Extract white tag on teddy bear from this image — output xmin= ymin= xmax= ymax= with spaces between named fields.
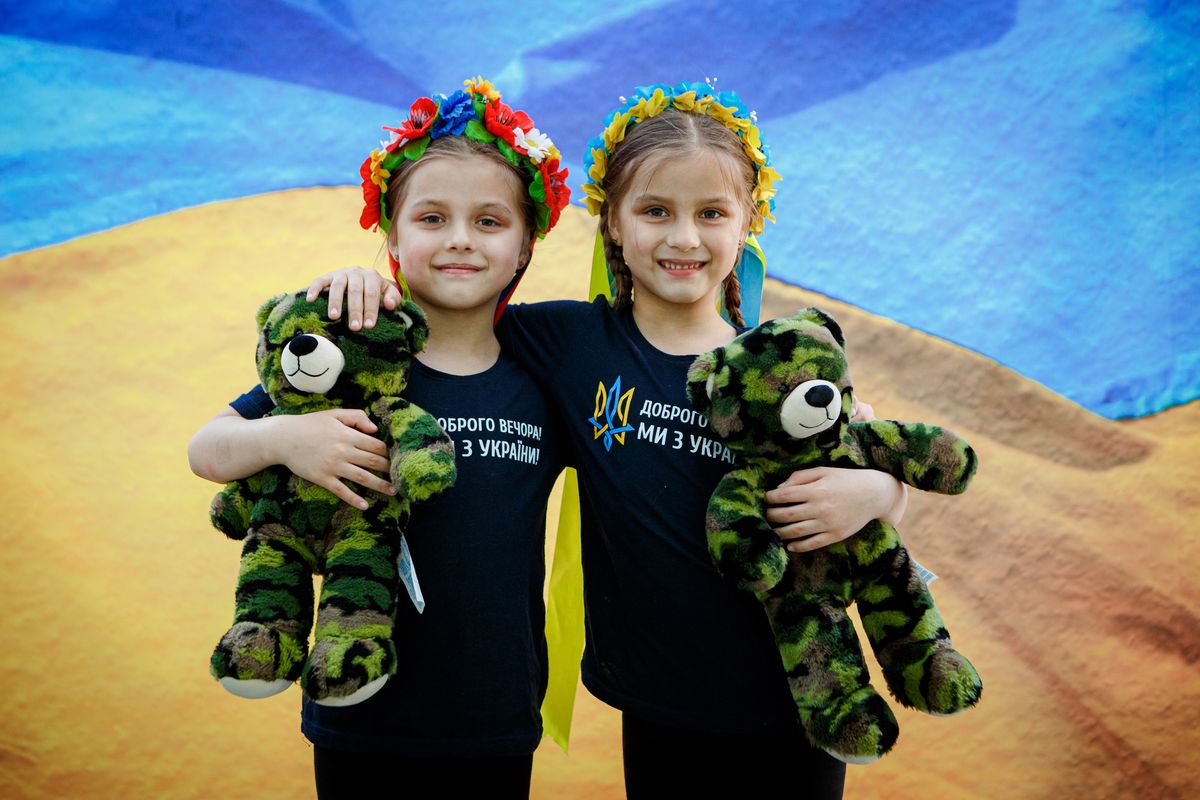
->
xmin=397 ymin=535 xmax=426 ymax=613
xmin=911 ymin=556 xmax=939 ymax=586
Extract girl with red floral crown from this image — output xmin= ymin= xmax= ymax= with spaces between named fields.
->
xmin=189 ymin=78 xmax=572 ymax=800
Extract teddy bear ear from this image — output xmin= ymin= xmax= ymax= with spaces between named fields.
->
xmin=796 ymin=307 xmax=846 ymax=348
xmin=397 ymin=299 xmax=430 ymax=353
xmin=256 ymin=292 xmax=292 ymax=331
xmin=686 ymin=350 xmax=722 ymax=412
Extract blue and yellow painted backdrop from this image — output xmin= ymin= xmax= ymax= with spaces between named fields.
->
xmin=2 ymin=3 xmax=1198 ymax=799
xmin=3 ymin=0 xmax=1196 ymax=417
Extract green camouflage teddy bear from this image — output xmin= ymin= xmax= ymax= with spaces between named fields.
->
xmin=209 ymin=291 xmax=456 ymax=706
xmin=686 ymin=308 xmax=982 ymax=763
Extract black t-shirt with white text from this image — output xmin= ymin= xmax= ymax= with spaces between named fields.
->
xmin=230 ymin=352 xmax=566 ymax=756
xmin=498 ymin=299 xmax=801 ymax=736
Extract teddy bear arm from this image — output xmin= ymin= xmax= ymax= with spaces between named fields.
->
xmin=851 ymin=420 xmax=977 ymax=495
xmin=707 ymin=469 xmax=789 ymax=597
xmin=379 ymin=399 xmax=456 ymax=503
xmin=211 ymin=480 xmax=255 ymax=540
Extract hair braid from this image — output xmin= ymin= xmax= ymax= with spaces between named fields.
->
xmin=722 ymin=269 xmax=744 ymax=327
xmin=606 ymin=236 xmax=634 ymax=309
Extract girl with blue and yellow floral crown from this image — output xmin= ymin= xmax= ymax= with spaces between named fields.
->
xmin=312 ymin=80 xmax=908 ymax=798
xmin=190 ymin=77 xmax=572 ymax=799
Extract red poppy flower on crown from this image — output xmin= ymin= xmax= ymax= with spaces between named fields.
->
xmin=358 ymin=78 xmax=569 ymax=241
xmin=382 ymin=97 xmax=439 ymax=147
xmin=539 ymin=157 xmax=570 ymax=231
xmin=483 ymin=99 xmax=533 ymax=146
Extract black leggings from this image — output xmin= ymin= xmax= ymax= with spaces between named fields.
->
xmin=313 ymin=744 xmax=533 ymax=800
xmin=622 ymin=712 xmax=847 ymax=800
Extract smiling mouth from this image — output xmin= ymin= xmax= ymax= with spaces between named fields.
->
xmin=287 ymin=365 xmax=329 ymax=378
xmin=435 ymin=263 xmax=483 ymax=273
xmin=798 ymin=408 xmax=837 ymax=429
xmin=658 ymin=260 xmax=704 ymax=272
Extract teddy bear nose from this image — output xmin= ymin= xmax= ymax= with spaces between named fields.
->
xmin=805 ymin=384 xmax=835 ymax=408
xmin=288 ymin=335 xmax=319 ymax=357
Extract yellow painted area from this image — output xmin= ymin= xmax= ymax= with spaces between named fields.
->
xmin=2 ymin=187 xmax=1197 ymax=798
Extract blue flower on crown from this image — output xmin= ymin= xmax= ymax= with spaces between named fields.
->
xmin=430 ymin=90 xmax=474 ymax=138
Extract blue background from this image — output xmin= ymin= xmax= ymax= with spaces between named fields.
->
xmin=2 ymin=0 xmax=1196 ymax=418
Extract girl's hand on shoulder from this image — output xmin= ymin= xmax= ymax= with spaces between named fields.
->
xmin=306 ymin=267 xmax=402 ymax=330
xmin=763 ymin=466 xmax=906 ymax=553
xmin=274 ymin=409 xmax=396 ymax=510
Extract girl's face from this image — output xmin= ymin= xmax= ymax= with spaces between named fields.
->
xmin=390 ymin=152 xmax=530 ymax=315
xmin=609 ymin=149 xmax=748 ymax=313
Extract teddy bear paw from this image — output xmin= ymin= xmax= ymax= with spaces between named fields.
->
xmin=903 ymin=647 xmax=983 ymax=716
xmin=210 ymin=622 xmax=306 ymax=695
xmin=313 ymin=675 xmax=389 ymax=707
xmin=803 ymin=687 xmax=899 ymax=765
xmin=217 ymin=677 xmax=294 ymax=699
xmin=302 ymin=635 xmax=396 ymax=705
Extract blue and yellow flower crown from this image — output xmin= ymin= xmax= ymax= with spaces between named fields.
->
xmin=580 ymin=80 xmax=780 ymax=235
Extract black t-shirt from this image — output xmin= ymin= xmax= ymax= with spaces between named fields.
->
xmin=498 ymin=299 xmax=801 ymax=735
xmin=230 ymin=353 xmax=566 ymax=756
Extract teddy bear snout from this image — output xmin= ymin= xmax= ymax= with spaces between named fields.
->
xmin=805 ymin=384 xmax=835 ymax=408
xmin=288 ymin=335 xmax=319 ymax=357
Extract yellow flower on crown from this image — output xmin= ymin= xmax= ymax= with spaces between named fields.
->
xmin=588 ymin=146 xmax=608 ymax=184
xmin=368 ymin=149 xmax=390 ymax=190
xmin=602 ymin=110 xmax=633 ymax=152
xmin=463 ymin=75 xmax=501 ymax=102
xmin=753 ymin=166 xmax=781 ymax=202
xmin=743 ymin=124 xmax=762 ymax=152
xmin=582 ymin=182 xmax=607 ymax=216
xmin=671 ymin=90 xmax=698 ymax=111
xmin=745 ymin=144 xmax=768 ymax=168
xmin=629 ymin=88 xmax=669 ymax=122
xmin=707 ymin=101 xmax=746 ymax=132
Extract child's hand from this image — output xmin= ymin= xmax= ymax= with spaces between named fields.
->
xmin=851 ymin=399 xmax=875 ymax=422
xmin=274 ymin=409 xmax=396 ymax=510
xmin=764 ymin=467 xmax=906 ymax=553
xmin=306 ymin=267 xmax=402 ymax=330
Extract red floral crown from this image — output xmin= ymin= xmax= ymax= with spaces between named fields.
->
xmin=359 ymin=76 xmax=570 ymax=239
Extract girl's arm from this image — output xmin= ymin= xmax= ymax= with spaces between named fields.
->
xmin=763 ymin=468 xmax=908 ymax=554
xmin=298 ymin=268 xmax=907 ymax=539
xmin=187 ymin=406 xmax=395 ymax=510
xmin=305 ymin=267 xmax=400 ymax=330
xmin=761 ymin=398 xmax=908 ymax=554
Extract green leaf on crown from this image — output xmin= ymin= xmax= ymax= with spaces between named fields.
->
xmin=495 ymin=138 xmax=520 ymax=167
xmin=465 ymin=119 xmax=496 ymax=143
xmin=382 ymin=152 xmax=405 ymax=171
xmin=403 ymin=136 xmax=430 ymax=161
xmin=529 ymin=172 xmax=547 ymax=204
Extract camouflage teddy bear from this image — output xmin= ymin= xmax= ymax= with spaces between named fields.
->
xmin=686 ymin=308 xmax=982 ymax=763
xmin=209 ymin=291 xmax=456 ymax=706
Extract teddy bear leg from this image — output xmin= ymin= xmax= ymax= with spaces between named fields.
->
xmin=851 ymin=521 xmax=983 ymax=715
xmin=765 ymin=591 xmax=899 ymax=764
xmin=211 ymin=525 xmax=314 ymax=697
xmin=301 ymin=530 xmax=400 ymax=706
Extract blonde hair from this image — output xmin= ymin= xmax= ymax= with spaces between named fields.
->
xmin=597 ymin=109 xmax=758 ymax=325
xmin=385 ymin=136 xmax=537 ymax=266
